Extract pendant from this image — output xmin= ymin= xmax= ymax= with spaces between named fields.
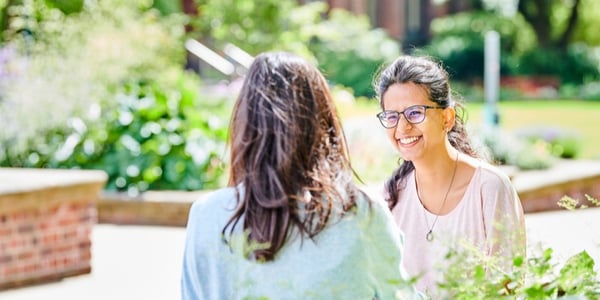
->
xmin=426 ymin=230 xmax=434 ymax=242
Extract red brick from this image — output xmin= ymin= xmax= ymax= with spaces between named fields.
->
xmin=17 ymin=251 xmax=35 ymax=261
xmin=3 ymin=265 xmax=21 ymax=277
xmin=0 ymin=226 xmax=13 ymax=236
xmin=78 ymin=240 xmax=92 ymax=248
xmin=18 ymin=223 xmax=34 ymax=233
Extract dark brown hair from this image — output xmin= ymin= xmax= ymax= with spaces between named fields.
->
xmin=374 ymin=55 xmax=480 ymax=209
xmin=223 ymin=51 xmax=359 ymax=261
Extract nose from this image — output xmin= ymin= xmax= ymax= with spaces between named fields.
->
xmin=393 ymin=115 xmax=412 ymax=136
xmin=397 ymin=113 xmax=414 ymax=127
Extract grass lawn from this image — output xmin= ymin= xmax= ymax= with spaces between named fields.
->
xmin=337 ymin=99 xmax=600 ymax=184
xmin=464 ymin=100 xmax=600 ymax=159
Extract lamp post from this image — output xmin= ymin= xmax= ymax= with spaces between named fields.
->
xmin=484 ymin=30 xmax=500 ymax=128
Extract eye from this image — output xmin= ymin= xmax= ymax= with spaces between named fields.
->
xmin=405 ymin=107 xmax=424 ymax=121
xmin=385 ymin=112 xmax=399 ymax=122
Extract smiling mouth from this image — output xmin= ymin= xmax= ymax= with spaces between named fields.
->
xmin=399 ymin=136 xmax=420 ymax=145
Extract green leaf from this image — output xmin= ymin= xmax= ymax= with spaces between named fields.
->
xmin=557 ymin=251 xmax=598 ymax=294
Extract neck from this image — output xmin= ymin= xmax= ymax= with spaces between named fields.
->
xmin=414 ymin=149 xmax=459 ymax=183
xmin=414 ymin=150 xmax=460 ymax=213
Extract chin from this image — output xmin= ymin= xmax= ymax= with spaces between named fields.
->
xmin=398 ymin=149 xmax=421 ymax=163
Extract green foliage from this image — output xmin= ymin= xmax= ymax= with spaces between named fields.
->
xmin=65 ymin=75 xmax=228 ymax=193
xmin=438 ymin=196 xmax=600 ymax=299
xmin=474 ymin=128 xmax=556 ymax=170
xmin=560 ymin=82 xmax=600 ymax=101
xmin=0 ymin=0 xmax=188 ymax=152
xmin=572 ymin=0 xmax=600 ymax=46
xmin=306 ymin=7 xmax=400 ymax=97
xmin=0 ymin=0 xmax=229 ymax=192
xmin=515 ymin=126 xmax=582 ymax=159
xmin=424 ymin=9 xmax=600 ymax=86
xmin=194 ymin=0 xmax=297 ymax=55
xmin=152 ymin=0 xmax=182 ymax=15
xmin=422 ymin=11 xmax=535 ymax=81
xmin=1 ymin=72 xmax=229 ymax=194
xmin=192 ymin=1 xmax=399 ymax=97
xmin=45 ymin=0 xmax=83 ymax=14
xmin=558 ymin=194 xmax=600 ymax=211
xmin=517 ymin=44 xmax=600 ymax=85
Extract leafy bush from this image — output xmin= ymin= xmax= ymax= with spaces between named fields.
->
xmin=473 ymin=128 xmax=556 ymax=170
xmin=421 ymin=11 xmax=535 ymax=81
xmin=515 ymin=126 xmax=582 ymax=159
xmin=305 ymin=6 xmax=400 ymax=97
xmin=560 ymin=82 xmax=600 ymax=101
xmin=422 ymin=11 xmax=600 ymax=88
xmin=0 ymin=0 xmax=229 ymax=192
xmin=193 ymin=0 xmax=298 ymax=55
xmin=45 ymin=0 xmax=84 ymax=14
xmin=517 ymin=43 xmax=600 ymax=85
xmin=1 ymin=72 xmax=230 ymax=195
xmin=441 ymin=247 xmax=599 ymax=299
xmin=436 ymin=195 xmax=600 ymax=299
xmin=92 ymin=76 xmax=227 ymax=194
xmin=0 ymin=0 xmax=186 ymax=155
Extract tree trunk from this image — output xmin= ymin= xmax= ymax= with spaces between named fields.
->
xmin=557 ymin=0 xmax=581 ymax=49
xmin=448 ymin=0 xmax=475 ymax=13
xmin=518 ymin=0 xmax=553 ymax=48
xmin=518 ymin=0 xmax=582 ymax=51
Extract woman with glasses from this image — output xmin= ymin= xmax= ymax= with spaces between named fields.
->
xmin=373 ymin=55 xmax=526 ymax=297
xmin=181 ymin=52 xmax=423 ymax=299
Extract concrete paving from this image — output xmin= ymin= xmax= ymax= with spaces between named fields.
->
xmin=0 ymin=225 xmax=186 ymax=300
xmin=1 ymin=208 xmax=599 ymax=299
xmin=526 ymin=207 xmax=600 ymax=263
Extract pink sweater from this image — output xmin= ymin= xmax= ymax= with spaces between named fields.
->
xmin=390 ymin=162 xmax=525 ymax=296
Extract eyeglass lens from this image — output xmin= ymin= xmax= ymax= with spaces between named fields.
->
xmin=378 ymin=106 xmax=426 ymax=127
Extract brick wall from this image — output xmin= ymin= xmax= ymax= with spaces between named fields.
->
xmin=0 ymin=168 xmax=106 ymax=290
xmin=98 ymin=190 xmax=206 ymax=227
xmin=518 ymin=174 xmax=600 ymax=213
xmin=511 ymin=160 xmax=600 ymax=213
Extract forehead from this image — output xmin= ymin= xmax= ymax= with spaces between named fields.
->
xmin=382 ymin=82 xmax=431 ymax=109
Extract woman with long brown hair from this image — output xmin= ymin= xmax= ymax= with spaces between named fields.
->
xmin=181 ymin=52 xmax=422 ymax=299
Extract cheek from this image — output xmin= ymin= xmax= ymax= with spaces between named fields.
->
xmin=385 ymin=128 xmax=397 ymax=143
xmin=423 ymin=123 xmax=447 ymax=144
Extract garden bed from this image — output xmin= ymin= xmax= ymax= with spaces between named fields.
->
xmin=500 ymin=75 xmax=560 ymax=98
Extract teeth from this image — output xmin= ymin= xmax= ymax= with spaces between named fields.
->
xmin=400 ymin=136 xmax=419 ymax=144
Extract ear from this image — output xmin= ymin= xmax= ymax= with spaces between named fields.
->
xmin=443 ymin=107 xmax=456 ymax=131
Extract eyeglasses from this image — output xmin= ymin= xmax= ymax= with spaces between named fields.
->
xmin=376 ymin=105 xmax=444 ymax=128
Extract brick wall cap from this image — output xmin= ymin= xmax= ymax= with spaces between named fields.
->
xmin=512 ymin=159 xmax=600 ymax=193
xmin=0 ymin=168 xmax=108 ymax=195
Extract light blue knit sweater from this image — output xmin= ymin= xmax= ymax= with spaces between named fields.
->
xmin=181 ymin=186 xmax=424 ymax=300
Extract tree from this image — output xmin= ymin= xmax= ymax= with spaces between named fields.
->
xmin=517 ymin=0 xmax=581 ymax=50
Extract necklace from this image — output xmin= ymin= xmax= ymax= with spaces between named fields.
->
xmin=417 ymin=151 xmax=459 ymax=242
